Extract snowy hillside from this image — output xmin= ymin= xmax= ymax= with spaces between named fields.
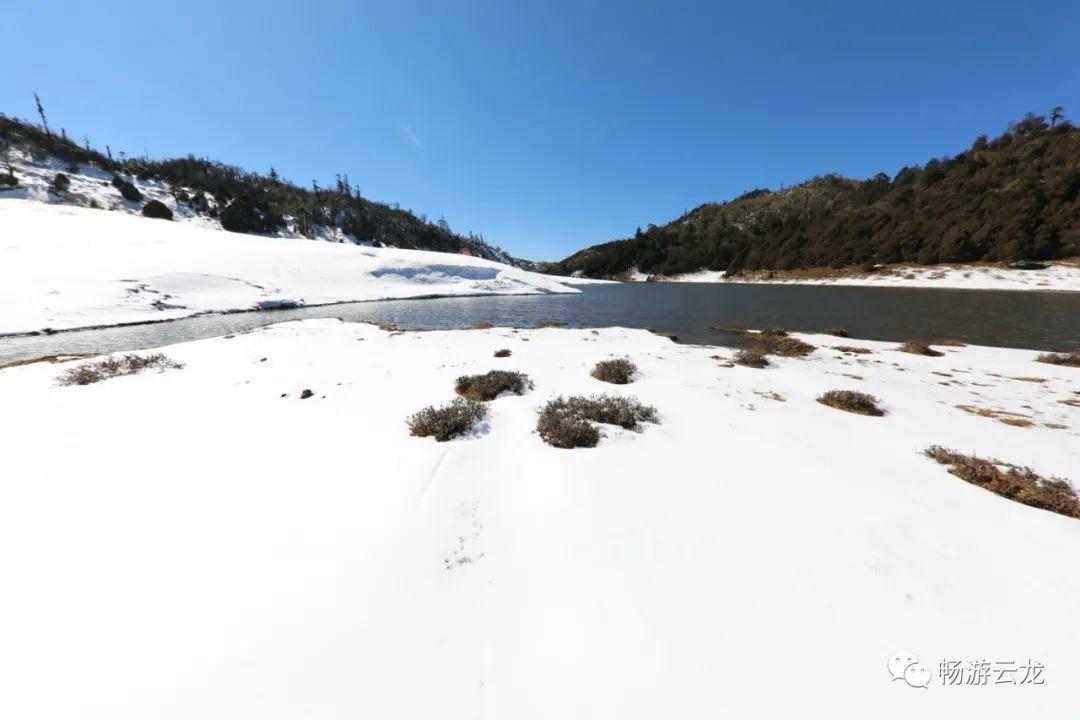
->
xmin=1 ymin=148 xmax=229 ymax=231
xmin=0 ymin=199 xmax=576 ymax=335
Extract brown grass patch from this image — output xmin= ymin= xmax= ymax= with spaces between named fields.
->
xmin=493 ymin=348 xmax=512 ymax=358
xmin=733 ymin=347 xmax=769 ymax=368
xmin=955 ymin=404 xmax=1034 ymax=426
xmin=590 ymin=357 xmax=637 ymax=384
xmin=757 ymin=335 xmax=816 ymax=357
xmin=407 ymin=398 xmax=488 ymax=441
xmin=57 ymin=353 xmax=184 ymax=386
xmin=1036 ymin=352 xmax=1080 ymax=368
xmin=833 ymin=346 xmax=872 ymax=355
xmin=455 ymin=370 xmax=533 ymax=401
xmin=924 ymin=445 xmax=1080 ymax=519
xmin=899 ymin=340 xmax=944 ymax=357
xmin=817 ymin=390 xmax=884 ymax=416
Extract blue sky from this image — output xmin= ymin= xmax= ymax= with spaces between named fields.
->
xmin=2 ymin=1 xmax=1076 ymax=259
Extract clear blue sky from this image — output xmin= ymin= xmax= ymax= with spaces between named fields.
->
xmin=2 ymin=1 xmax=1076 ymax=260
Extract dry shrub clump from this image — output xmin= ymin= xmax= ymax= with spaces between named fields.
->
xmin=407 ymin=398 xmax=489 ymax=442
xmin=817 ymin=389 xmax=884 ymax=416
xmin=754 ymin=333 xmax=816 ymax=357
xmin=734 ymin=347 xmax=769 ymax=368
xmin=756 ymin=334 xmax=812 ymax=358
xmin=1036 ymin=352 xmax=1080 ymax=368
xmin=833 ymin=345 xmax=873 ymax=355
xmin=57 ymin=353 xmax=184 ymax=386
xmin=899 ymin=340 xmax=944 ymax=357
xmin=925 ymin=445 xmax=1080 ymax=520
xmin=493 ymin=348 xmax=512 ymax=358
xmin=590 ymin=357 xmax=637 ymax=384
xmin=455 ymin=370 xmax=533 ymax=401
xmin=537 ymin=394 xmax=659 ymax=449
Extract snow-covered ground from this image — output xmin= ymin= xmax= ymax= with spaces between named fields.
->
xmin=667 ymin=262 xmax=1080 ymax=292
xmin=0 ymin=200 xmax=576 ymax=335
xmin=1 ymin=320 xmax=1077 ymax=718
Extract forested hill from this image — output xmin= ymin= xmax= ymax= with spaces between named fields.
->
xmin=552 ymin=111 xmax=1080 ymax=279
xmin=0 ymin=113 xmax=524 ymax=266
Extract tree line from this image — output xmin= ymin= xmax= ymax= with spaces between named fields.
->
xmin=551 ymin=110 xmax=1079 ymax=278
xmin=0 ymin=99 xmax=517 ymax=264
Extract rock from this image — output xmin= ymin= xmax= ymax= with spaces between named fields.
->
xmin=141 ymin=200 xmax=173 ymax=220
xmin=111 ymin=176 xmax=143 ymax=202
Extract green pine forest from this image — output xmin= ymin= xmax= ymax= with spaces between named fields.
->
xmin=551 ymin=110 xmax=1079 ymax=278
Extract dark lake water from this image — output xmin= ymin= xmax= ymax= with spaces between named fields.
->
xmin=2 ymin=282 xmax=1078 ymax=364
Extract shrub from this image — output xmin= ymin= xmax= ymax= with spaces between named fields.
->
xmin=734 ymin=347 xmax=769 ymax=368
xmin=455 ymin=370 xmax=532 ymax=401
xmin=823 ymin=328 xmax=850 ymax=337
xmin=220 ymin=196 xmax=258 ymax=233
xmin=407 ymin=397 xmax=488 ymax=442
xmin=817 ymin=390 xmax=884 ymax=416
xmin=925 ymin=445 xmax=1080 ymax=519
xmin=141 ymin=199 xmax=173 ymax=220
xmin=0 ymin=171 xmax=17 ymax=188
xmin=537 ymin=394 xmax=659 ymax=448
xmin=899 ymin=340 xmax=944 ymax=357
xmin=57 ymin=353 xmax=184 ymax=386
xmin=50 ymin=172 xmax=70 ymax=194
xmin=755 ymin=334 xmax=816 ymax=357
xmin=590 ymin=357 xmax=637 ymax=384
xmin=536 ymin=401 xmax=600 ymax=448
xmin=111 ymin=176 xmax=143 ymax=202
xmin=1036 ymin=352 xmax=1080 ymax=368
xmin=493 ymin=348 xmax=512 ymax=358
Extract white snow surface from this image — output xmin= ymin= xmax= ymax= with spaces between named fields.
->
xmin=0 ymin=200 xmax=576 ymax=334
xmin=667 ymin=262 xmax=1080 ymax=291
xmin=1 ymin=321 xmax=1078 ymax=718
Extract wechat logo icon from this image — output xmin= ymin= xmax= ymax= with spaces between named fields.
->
xmin=888 ymin=651 xmax=932 ymax=688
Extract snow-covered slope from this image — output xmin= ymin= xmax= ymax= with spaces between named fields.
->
xmin=0 ymin=322 xmax=1077 ymax=718
xmin=0 ymin=150 xmax=226 ymax=229
xmin=0 ymin=200 xmax=576 ymax=335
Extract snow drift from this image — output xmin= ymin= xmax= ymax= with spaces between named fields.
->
xmin=0 ymin=200 xmax=576 ymax=334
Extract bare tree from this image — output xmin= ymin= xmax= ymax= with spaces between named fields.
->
xmin=34 ymin=93 xmax=51 ymax=135
xmin=1 ymin=136 xmax=14 ymax=176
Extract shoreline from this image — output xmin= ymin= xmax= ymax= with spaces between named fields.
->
xmin=657 ymin=260 xmax=1080 ymax=292
xmin=0 ymin=199 xmax=579 ymax=336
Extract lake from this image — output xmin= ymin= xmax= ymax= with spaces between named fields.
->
xmin=2 ymin=282 xmax=1078 ymax=365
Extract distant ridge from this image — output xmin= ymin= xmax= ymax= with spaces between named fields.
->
xmin=551 ymin=111 xmax=1079 ymax=278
